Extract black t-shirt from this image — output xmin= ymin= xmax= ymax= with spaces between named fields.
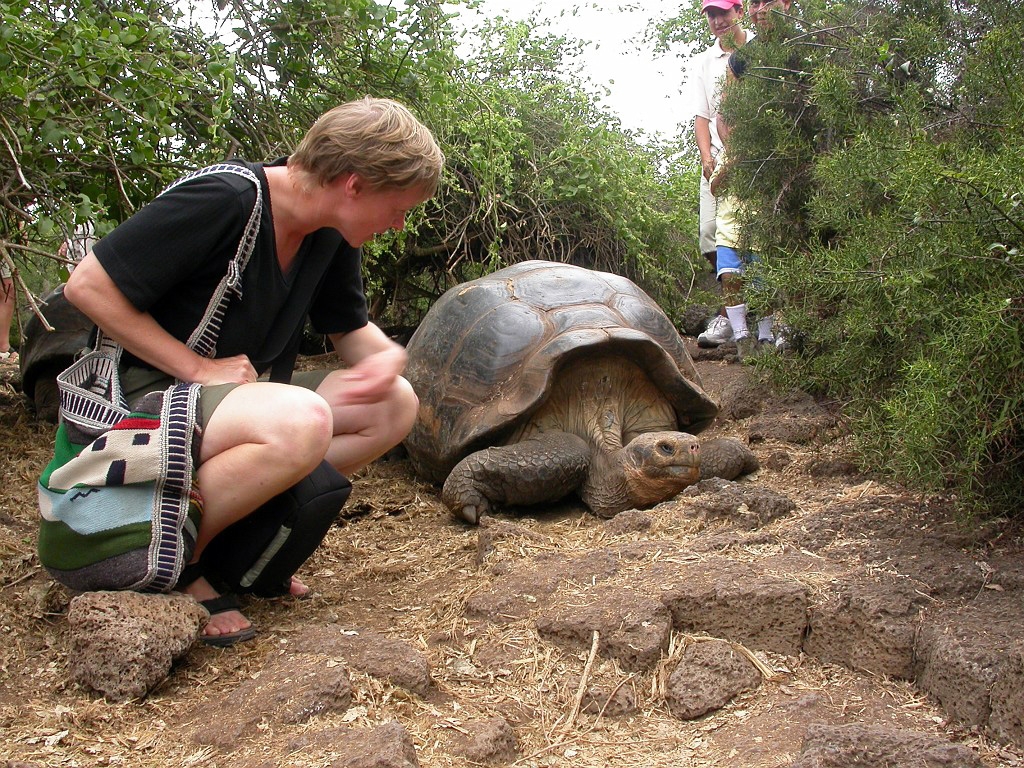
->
xmin=728 ymin=36 xmax=762 ymax=79
xmin=728 ymin=22 xmax=803 ymax=80
xmin=94 ymin=158 xmax=368 ymax=376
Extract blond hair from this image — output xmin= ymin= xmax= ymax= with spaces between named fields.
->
xmin=290 ymin=96 xmax=444 ymax=195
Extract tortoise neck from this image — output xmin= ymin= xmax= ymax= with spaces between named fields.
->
xmin=580 ymin=448 xmax=632 ymax=518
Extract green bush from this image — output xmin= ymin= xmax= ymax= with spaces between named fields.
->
xmin=719 ymin=0 xmax=1024 ymax=515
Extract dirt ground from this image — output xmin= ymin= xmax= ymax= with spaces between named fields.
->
xmin=1 ymin=344 xmax=1023 ymax=768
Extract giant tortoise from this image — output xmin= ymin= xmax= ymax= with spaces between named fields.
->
xmin=19 ymin=285 xmax=93 ymax=421
xmin=403 ymin=260 xmax=758 ymax=523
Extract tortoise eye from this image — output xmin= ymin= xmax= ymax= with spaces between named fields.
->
xmin=658 ymin=442 xmax=674 ymax=455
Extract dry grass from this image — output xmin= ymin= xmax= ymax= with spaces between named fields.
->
xmin=2 ymin=357 xmax=1022 ymax=768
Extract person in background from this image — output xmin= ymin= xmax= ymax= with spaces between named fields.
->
xmin=728 ymin=0 xmax=794 ymax=79
xmin=58 ymin=221 xmax=97 ymax=274
xmin=706 ymin=0 xmax=795 ymax=357
xmin=685 ymin=0 xmax=752 ymax=349
xmin=707 ymin=141 xmax=779 ymax=358
xmin=0 ymin=259 xmax=15 ymax=362
xmin=62 ymin=97 xmax=444 ymax=644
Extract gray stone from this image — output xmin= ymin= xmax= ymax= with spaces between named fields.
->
xmin=657 ymin=558 xmax=809 ymax=655
xmin=536 ymin=585 xmax=671 ymax=670
xmin=804 ymin=575 xmax=926 ymax=679
xmin=914 ymin=618 xmax=997 ymax=729
xmin=789 ymin=723 xmax=983 ymax=767
xmin=581 ymin=682 xmax=638 ymax=717
xmin=680 ymin=304 xmax=716 ymax=338
xmin=476 ymin=518 xmax=549 ymax=565
xmin=328 ymin=721 xmax=419 ymax=768
xmin=67 ymin=591 xmax=206 ymax=701
xmin=682 ymin=478 xmax=797 ymax=529
xmin=446 ymin=716 xmax=519 ymax=763
xmin=288 ymin=625 xmax=433 ymax=696
xmin=191 ymin=652 xmax=352 ymax=750
xmin=603 ymin=509 xmax=654 ymax=535
xmin=465 ymin=551 xmax=620 ymax=623
xmin=914 ymin=596 xmax=1024 ymax=747
xmin=664 ymin=638 xmax=761 ymax=720
xmin=990 ymin=646 xmax=1024 ymax=748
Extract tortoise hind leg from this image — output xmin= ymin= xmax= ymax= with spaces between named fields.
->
xmin=441 ymin=433 xmax=591 ymax=524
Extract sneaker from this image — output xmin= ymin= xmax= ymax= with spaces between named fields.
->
xmin=697 ymin=315 xmax=734 ymax=348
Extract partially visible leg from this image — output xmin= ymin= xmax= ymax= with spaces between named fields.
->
xmin=316 ymin=372 xmax=419 ymax=476
xmin=196 ymin=383 xmax=333 ymax=552
xmin=699 ymin=174 xmax=719 ymax=273
xmin=0 ymin=274 xmax=15 ymax=356
xmin=201 ymin=460 xmax=351 ymax=597
xmin=718 ymin=247 xmax=748 ymax=341
xmin=443 ymin=433 xmax=591 ymax=524
xmin=697 ymin=243 xmax=740 ymax=349
xmin=724 ymin=297 xmax=749 ymax=340
xmin=184 ymin=382 xmax=333 ymax=639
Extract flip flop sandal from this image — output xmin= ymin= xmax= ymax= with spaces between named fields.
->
xmin=252 ymin=576 xmax=313 ymax=600
xmin=176 ymin=562 xmax=257 ymax=647
xmin=198 ymin=594 xmax=258 ymax=647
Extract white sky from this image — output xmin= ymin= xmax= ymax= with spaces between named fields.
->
xmin=186 ymin=0 xmax=699 ymax=142
xmin=451 ymin=0 xmax=698 ymax=141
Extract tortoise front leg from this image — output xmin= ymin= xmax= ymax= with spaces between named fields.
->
xmin=699 ymin=437 xmax=759 ymax=481
xmin=441 ymin=432 xmax=591 ymax=524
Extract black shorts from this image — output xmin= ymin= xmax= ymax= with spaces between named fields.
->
xmin=120 ymin=367 xmax=333 ymax=431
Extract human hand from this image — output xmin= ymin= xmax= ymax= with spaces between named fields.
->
xmin=709 ymin=161 xmax=729 ymax=196
xmin=196 ymin=354 xmax=259 ymax=385
xmin=702 ymin=156 xmax=717 ymax=181
xmin=336 ymin=347 xmax=405 ymax=405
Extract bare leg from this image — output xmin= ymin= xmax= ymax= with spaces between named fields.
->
xmin=183 ymin=382 xmax=333 ymax=638
xmin=721 ymin=272 xmax=744 ymax=306
xmin=0 ymin=277 xmax=14 ymax=355
xmin=316 ymin=372 xmax=418 ymax=476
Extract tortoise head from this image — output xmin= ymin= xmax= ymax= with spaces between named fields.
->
xmin=581 ymin=430 xmax=701 ymax=518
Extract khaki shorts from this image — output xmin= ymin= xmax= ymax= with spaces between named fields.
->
xmin=121 ymin=367 xmax=333 ymax=431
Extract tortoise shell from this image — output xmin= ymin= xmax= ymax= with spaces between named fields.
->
xmin=403 ymin=260 xmax=719 ymax=483
xmin=19 ymin=285 xmax=94 ymax=421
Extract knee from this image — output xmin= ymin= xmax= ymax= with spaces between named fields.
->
xmin=276 ymin=389 xmax=334 ymax=469
xmin=387 ymin=376 xmax=419 ymax=442
xmin=721 ymin=273 xmax=744 ymax=295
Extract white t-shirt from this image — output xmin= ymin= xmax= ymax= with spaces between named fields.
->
xmin=684 ymin=32 xmax=754 ymax=153
xmin=65 ymin=222 xmax=97 ymax=271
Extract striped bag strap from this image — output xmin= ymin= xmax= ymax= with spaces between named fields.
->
xmin=58 ymin=163 xmax=263 ymax=431
xmin=162 ymin=163 xmax=263 ymax=359
xmin=56 ymin=333 xmax=130 ymax=433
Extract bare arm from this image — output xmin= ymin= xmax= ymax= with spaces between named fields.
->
xmin=694 ymin=116 xmax=717 ymax=181
xmin=64 ymin=253 xmax=257 ymax=385
xmin=327 ymin=322 xmax=408 ymax=405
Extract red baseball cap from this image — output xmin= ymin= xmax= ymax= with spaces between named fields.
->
xmin=702 ymin=0 xmax=741 ymax=10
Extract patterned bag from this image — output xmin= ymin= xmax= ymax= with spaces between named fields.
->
xmin=37 ymin=164 xmax=262 ymax=593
